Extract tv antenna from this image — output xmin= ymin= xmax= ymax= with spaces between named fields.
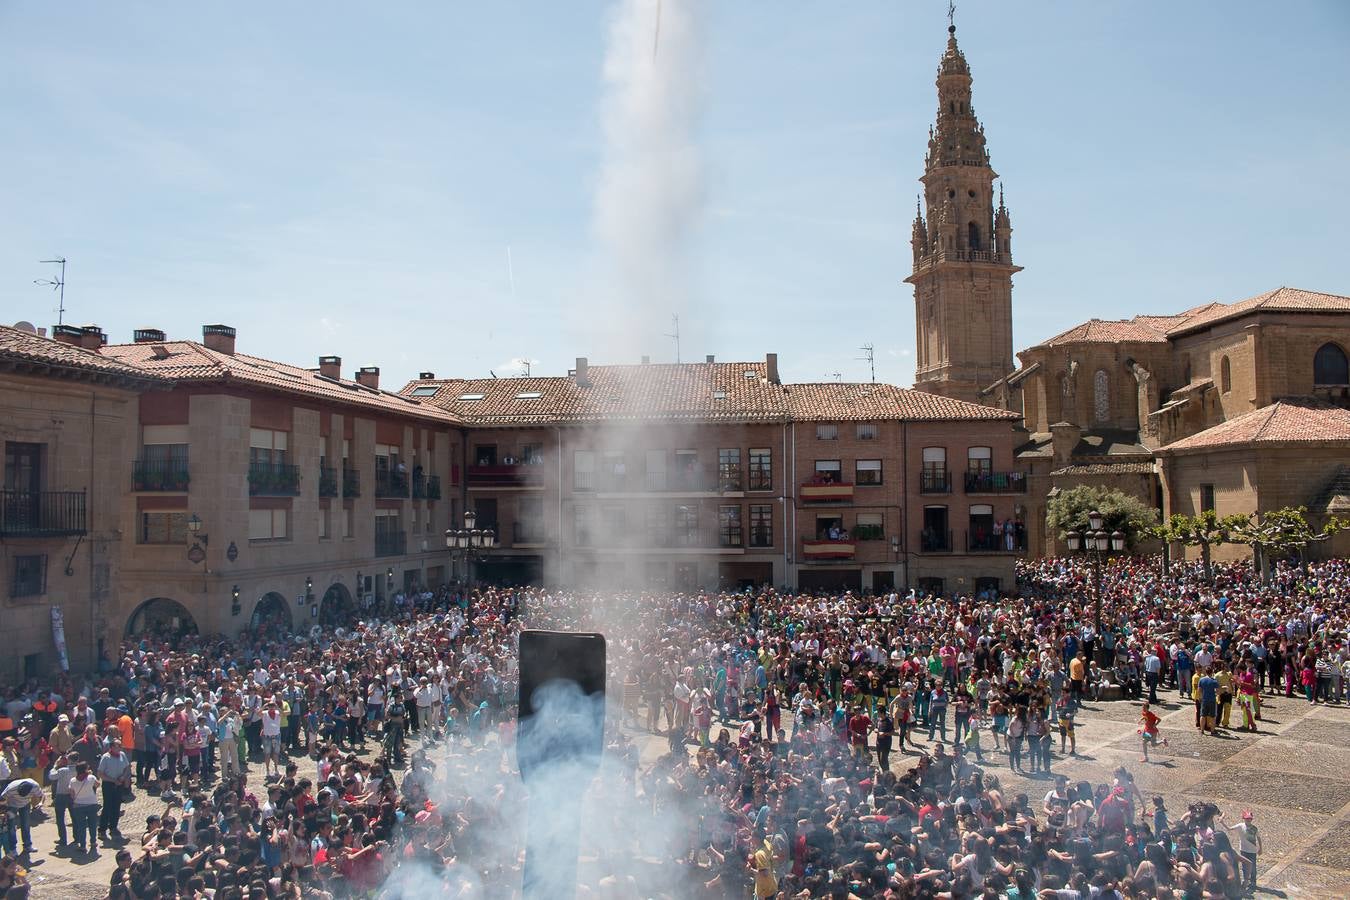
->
xmin=664 ymin=314 xmax=681 ymax=363
xmin=858 ymin=344 xmax=876 ymax=383
xmin=35 ymin=257 xmax=67 ymax=326
xmin=519 ymin=357 xmax=532 ymax=377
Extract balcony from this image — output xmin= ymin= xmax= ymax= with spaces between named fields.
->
xmin=1 ymin=490 xmax=87 ymax=537
xmin=374 ymin=528 xmax=406 ymax=557
xmin=342 ymin=468 xmax=361 ymax=498
xmin=921 ymin=529 xmax=953 ymax=553
xmin=964 ymin=471 xmax=1027 ymax=494
xmin=132 ymin=459 xmax=190 ymax=492
xmin=319 ymin=465 xmax=338 ymax=498
xmin=800 ymin=480 xmax=855 ymax=503
xmin=248 ymin=463 xmax=301 ymax=496
xmin=412 ymin=472 xmax=427 ymax=499
xmin=801 ymin=538 xmax=856 ymax=560
xmin=467 ymin=464 xmax=531 ymax=487
xmin=919 ymin=470 xmax=951 ymax=494
xmin=375 ymin=468 xmax=409 ymax=498
xmin=968 ymin=531 xmax=1026 ymax=553
xmin=427 ymin=474 xmax=441 ymax=500
xmin=717 ymin=465 xmax=744 ymax=493
xmin=513 ymin=522 xmax=547 ymax=545
xmin=852 ymin=524 xmax=885 ymax=541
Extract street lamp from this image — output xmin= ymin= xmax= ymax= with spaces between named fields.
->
xmin=186 ymin=513 xmax=208 ymax=567
xmin=1065 ymin=509 xmax=1130 ymax=657
xmin=445 ymin=509 xmax=496 ymax=588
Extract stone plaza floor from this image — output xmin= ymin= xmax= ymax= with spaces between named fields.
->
xmin=17 ymin=689 xmax=1350 ymax=898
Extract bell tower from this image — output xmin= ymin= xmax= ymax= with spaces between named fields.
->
xmin=906 ymin=22 xmax=1020 ymax=405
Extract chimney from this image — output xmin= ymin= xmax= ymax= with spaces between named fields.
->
xmin=356 ymin=366 xmax=380 ymax=389
xmin=419 ymin=371 xmax=435 ymax=380
xmin=765 ymin=352 xmax=780 ymax=385
xmin=52 ymin=324 xmax=84 ymax=347
xmin=705 ymin=354 xmax=715 ymax=363
xmin=574 ymin=357 xmax=590 ymax=387
xmin=640 ymin=355 xmax=650 ymax=365
xmin=319 ymin=355 xmax=341 ymax=379
xmin=202 ymin=324 xmax=236 ymax=355
xmin=79 ymin=325 xmax=107 ymax=350
xmin=134 ymin=328 xmax=166 ymax=343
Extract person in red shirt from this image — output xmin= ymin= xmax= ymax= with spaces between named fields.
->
xmin=1139 ymin=702 xmax=1167 ymax=762
xmin=847 ymin=707 xmax=871 ymax=760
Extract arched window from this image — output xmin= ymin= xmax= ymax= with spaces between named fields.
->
xmin=1220 ymin=356 xmax=1232 ymax=393
xmin=967 ymin=222 xmax=981 ymax=251
xmin=1314 ymin=342 xmax=1349 ymax=386
xmin=1093 ymin=370 xmax=1110 ymax=422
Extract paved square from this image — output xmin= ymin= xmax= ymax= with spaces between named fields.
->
xmin=1188 ymin=767 xmax=1350 ymax=815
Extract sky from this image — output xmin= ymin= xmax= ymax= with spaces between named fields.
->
xmin=2 ymin=1 xmax=1348 ymax=390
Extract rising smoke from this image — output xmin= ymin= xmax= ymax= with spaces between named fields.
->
xmin=592 ymin=0 xmax=706 ymax=359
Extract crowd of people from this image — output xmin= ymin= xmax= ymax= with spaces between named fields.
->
xmin=0 ymin=553 xmax=1344 ymax=898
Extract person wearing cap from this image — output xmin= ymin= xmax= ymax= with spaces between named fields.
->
xmin=47 ymin=714 xmax=75 ymax=759
xmin=1222 ymin=809 xmax=1262 ymax=893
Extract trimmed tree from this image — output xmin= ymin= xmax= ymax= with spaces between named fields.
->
xmin=1046 ymin=484 xmax=1159 ymax=547
xmin=1230 ymin=506 xmax=1349 ymax=582
xmin=1152 ymin=511 xmax=1249 ymax=583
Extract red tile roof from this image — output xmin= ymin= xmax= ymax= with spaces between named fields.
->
xmin=1049 ymin=461 xmax=1156 ymax=476
xmin=402 ymin=363 xmax=1018 ymax=425
xmin=101 ymin=340 xmax=460 ymax=425
xmin=1166 ymin=287 xmax=1350 ymax=336
xmin=1039 ymin=318 xmax=1172 ymax=347
xmin=0 ymin=325 xmax=168 ymax=387
xmin=1159 ymin=399 xmax=1350 ymax=453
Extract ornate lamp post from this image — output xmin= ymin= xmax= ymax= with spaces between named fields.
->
xmin=1065 ymin=509 xmax=1127 ymax=652
xmin=445 ymin=508 xmax=496 ymax=588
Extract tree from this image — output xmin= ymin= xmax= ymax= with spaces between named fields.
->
xmin=1046 ymin=485 xmax=1159 ymax=546
xmin=1229 ymin=506 xmax=1350 ymax=582
xmin=1152 ymin=511 xmax=1249 ymax=583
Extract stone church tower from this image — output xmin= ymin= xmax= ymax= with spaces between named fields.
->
xmin=906 ymin=24 xmax=1020 ymax=405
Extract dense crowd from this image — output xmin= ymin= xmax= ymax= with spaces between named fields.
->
xmin=0 ymin=554 xmax=1345 ymax=898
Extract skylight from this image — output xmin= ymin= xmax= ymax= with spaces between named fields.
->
xmin=515 ymin=391 xmax=543 ymax=400
xmin=410 ymin=386 xmax=440 ymax=397
xmin=458 ymin=393 xmax=485 ymax=401
xmin=712 ymin=390 xmax=728 ymax=400
xmin=743 ymin=370 xmax=757 ymax=379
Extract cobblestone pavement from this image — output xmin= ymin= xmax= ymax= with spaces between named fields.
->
xmin=17 ymin=692 xmax=1350 ymax=898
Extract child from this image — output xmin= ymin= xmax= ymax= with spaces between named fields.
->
xmin=1057 ymin=691 xmax=1077 ymax=756
xmin=1139 ymin=702 xmax=1168 ymax=762
xmin=1152 ymin=796 xmax=1169 ymax=836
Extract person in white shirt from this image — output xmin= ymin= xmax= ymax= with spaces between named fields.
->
xmin=260 ymin=702 xmax=284 ymax=777
xmin=1 ymin=778 xmax=44 ymax=854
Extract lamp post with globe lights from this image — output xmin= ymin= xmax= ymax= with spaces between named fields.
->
xmin=1065 ymin=508 xmax=1127 ymax=659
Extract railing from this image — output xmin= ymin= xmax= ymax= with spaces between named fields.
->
xmin=467 ymin=464 xmax=531 ymax=487
xmin=132 ymin=458 xmax=190 ymax=492
xmin=919 ymin=470 xmax=951 ymax=494
xmin=375 ymin=468 xmax=409 ymax=498
xmin=968 ymin=530 xmax=1026 ymax=553
xmin=799 ymin=481 xmax=855 ymax=503
xmin=427 ymin=474 xmax=441 ymax=500
xmin=0 ymin=490 xmax=88 ymax=537
xmin=587 ymin=471 xmax=722 ymax=493
xmin=852 ymin=524 xmax=885 ymax=541
xmin=411 ymin=472 xmax=427 ymax=499
xmin=920 ymin=529 xmax=953 ymax=553
xmin=248 ymin=463 xmax=301 ymax=496
xmin=513 ymin=522 xmax=546 ymax=545
xmin=801 ymin=538 xmax=856 ymax=560
xmin=374 ymin=528 xmax=406 ymax=557
xmin=964 ymin=471 xmax=1027 ymax=493
xmin=749 ymin=530 xmax=773 ymax=549
xmin=915 ymin=247 xmax=1010 ymax=269
xmin=319 ymin=465 xmax=338 ymax=498
xmin=717 ymin=465 xmax=743 ymax=492
xmin=342 ymin=468 xmax=361 ymax=498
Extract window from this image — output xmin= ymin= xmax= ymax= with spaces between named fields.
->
xmin=318 ymin=506 xmax=329 ymax=539
xmin=816 ymin=424 xmax=839 ymax=441
xmin=343 ymin=503 xmax=354 ymax=538
xmin=922 ymin=447 xmax=948 ymax=492
xmin=1314 ymin=343 xmax=1349 ymax=386
xmin=1093 ymin=370 xmax=1110 ymax=423
xmin=855 ymin=512 xmax=884 ymax=541
xmin=249 ymin=428 xmax=289 ymax=467
xmin=814 ymin=460 xmax=842 ymax=483
xmin=515 ymin=391 xmax=543 ymax=400
xmin=748 ymin=448 xmax=772 ymax=491
xmin=749 ymin=504 xmax=773 ymax=548
xmin=674 ymin=450 xmax=699 ymax=490
xmin=967 ymin=446 xmax=992 ymax=474
xmin=675 ymin=504 xmax=699 ymax=547
xmin=646 ymin=504 xmax=670 ymax=546
xmin=139 ymin=511 xmax=187 ymax=544
xmin=969 ymin=504 xmax=996 ymax=551
xmin=601 ymin=505 xmax=626 ymax=538
xmin=1220 ymin=356 xmax=1232 ymax=394
xmin=517 ymin=496 xmax=544 ymax=544
xmin=573 ymin=504 xmax=594 ymax=546
xmin=718 ymin=448 xmax=742 ymax=491
xmin=645 ymin=449 xmax=667 ymax=491
xmin=1200 ymin=484 xmax=1216 ymax=513
xmin=9 ymin=554 xmax=46 ymax=598
xmin=856 ymin=423 xmax=877 ymax=441
xmin=573 ymin=450 xmax=595 ymax=491
xmin=474 ymin=445 xmax=498 ymax=466
xmin=922 ymin=506 xmax=949 ymax=551
xmin=458 ymin=393 xmax=485 ymax=401
xmin=856 ymin=459 xmax=882 ymax=485
xmin=410 ymin=386 xmax=439 ymax=397
xmin=967 ymin=222 xmax=981 ymax=251
xmin=140 ymin=427 xmax=189 ymax=488
xmin=248 ymin=508 xmax=288 ymax=541
xmin=718 ymin=505 xmax=743 ymax=547
xmin=522 ymin=443 xmax=544 ymax=465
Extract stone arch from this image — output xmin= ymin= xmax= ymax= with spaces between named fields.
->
xmin=318 ymin=582 xmax=355 ymax=628
xmin=1093 ymin=369 xmax=1110 ymax=423
xmin=967 ymin=221 xmax=981 ymax=251
xmin=1314 ymin=342 xmax=1349 ymax=386
xmin=125 ymin=597 xmax=198 ymax=639
xmin=250 ymin=591 xmax=294 ymax=633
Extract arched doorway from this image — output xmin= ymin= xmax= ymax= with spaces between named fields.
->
xmin=125 ymin=598 xmax=199 ymax=640
xmin=318 ymin=582 xmax=354 ymax=628
xmin=250 ymin=591 xmax=294 ymax=633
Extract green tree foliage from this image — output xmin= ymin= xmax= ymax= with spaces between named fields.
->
xmin=1150 ymin=510 xmax=1250 ymax=582
xmin=1046 ymin=485 xmax=1160 ymax=544
xmin=1228 ymin=506 xmax=1350 ymax=581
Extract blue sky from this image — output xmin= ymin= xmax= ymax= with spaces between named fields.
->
xmin=3 ymin=1 xmax=1348 ymax=389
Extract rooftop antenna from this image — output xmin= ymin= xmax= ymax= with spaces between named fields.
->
xmin=519 ymin=357 xmax=532 ymax=377
xmin=664 ymin=313 xmax=681 ymax=363
xmin=828 ymin=371 xmax=842 ymax=382
xmin=858 ymin=344 xmax=876 ymax=383
xmin=35 ymin=257 xmax=67 ymax=326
